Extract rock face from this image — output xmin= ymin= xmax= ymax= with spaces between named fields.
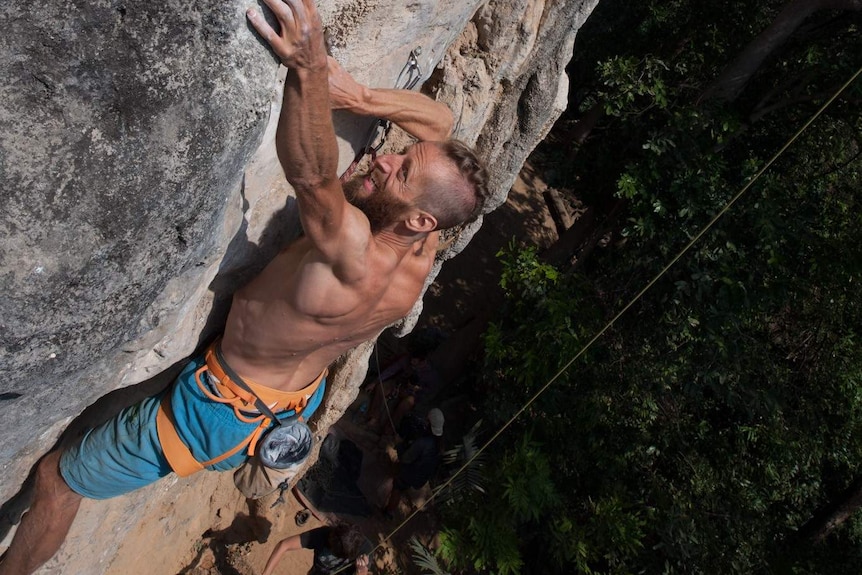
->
xmin=0 ymin=0 xmax=276 ymax=476
xmin=0 ymin=0 xmax=598 ymax=571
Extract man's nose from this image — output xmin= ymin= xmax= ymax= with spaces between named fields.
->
xmin=374 ymin=154 xmax=397 ymax=174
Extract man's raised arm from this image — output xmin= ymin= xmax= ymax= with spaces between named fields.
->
xmin=247 ymin=0 xmax=353 ymax=251
xmin=327 ymin=57 xmax=453 ymax=142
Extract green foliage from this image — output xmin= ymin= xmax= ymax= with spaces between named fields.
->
xmin=498 ymin=240 xmax=559 ymax=300
xmin=437 ymin=420 xmax=487 ymax=501
xmin=437 ymin=436 xmax=561 ymax=575
xmin=500 ymin=436 xmax=560 ymax=521
xmin=597 ymin=55 xmax=671 ymax=117
xmin=409 ymin=537 xmax=451 ymax=575
xmin=469 ymin=207 xmax=862 ymax=572
xmin=439 ymin=0 xmax=862 ymax=573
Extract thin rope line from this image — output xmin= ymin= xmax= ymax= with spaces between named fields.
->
xmin=413 ymin=63 xmax=862 ymax=526
xmin=331 ymin=64 xmax=862 ymax=573
xmin=374 ymin=344 xmax=398 ymax=434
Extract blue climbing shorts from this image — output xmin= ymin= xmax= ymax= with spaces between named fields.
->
xmin=59 ymin=354 xmax=326 ymax=500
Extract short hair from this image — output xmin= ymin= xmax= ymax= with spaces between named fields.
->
xmin=328 ymin=523 xmax=366 ymax=559
xmin=417 ymin=140 xmax=490 ymax=230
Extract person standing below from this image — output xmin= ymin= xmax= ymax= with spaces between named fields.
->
xmin=385 ymin=408 xmax=445 ymax=515
xmin=262 ymin=523 xmax=372 ymax=575
xmin=365 ymin=331 xmax=443 ymax=436
xmin=0 ymin=0 xmax=489 ymax=572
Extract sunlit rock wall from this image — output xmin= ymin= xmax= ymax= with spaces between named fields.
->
xmin=0 ymin=0 xmax=598 ymax=571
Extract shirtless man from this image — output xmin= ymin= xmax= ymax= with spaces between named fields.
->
xmin=0 ymin=0 xmax=488 ymax=573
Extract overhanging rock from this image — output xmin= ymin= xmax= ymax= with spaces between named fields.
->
xmin=0 ymin=0 xmax=599 ymax=571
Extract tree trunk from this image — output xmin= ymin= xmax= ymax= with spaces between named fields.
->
xmin=700 ymin=0 xmax=862 ymax=103
xmin=564 ymin=101 xmax=605 ymax=164
xmin=541 ymin=207 xmax=597 ymax=267
xmin=543 ymin=187 xmax=576 ymax=235
xmin=796 ymin=475 xmax=862 ymax=544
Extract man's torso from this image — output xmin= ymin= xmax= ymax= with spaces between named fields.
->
xmin=221 ymin=233 xmax=437 ymax=391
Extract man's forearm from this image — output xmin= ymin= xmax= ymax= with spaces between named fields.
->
xmin=343 ymin=87 xmax=453 ymax=142
xmin=247 ymin=1 xmax=340 ymax=193
xmin=327 ymin=56 xmax=453 ymax=142
xmin=278 ymin=66 xmax=340 ymax=190
xmin=262 ymin=537 xmax=298 ymax=575
xmin=248 ymin=0 xmax=360 ymax=260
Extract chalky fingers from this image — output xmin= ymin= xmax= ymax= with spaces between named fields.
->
xmin=261 ymin=0 xmax=297 ymax=32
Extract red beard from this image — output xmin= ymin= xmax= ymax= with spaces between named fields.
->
xmin=343 ymin=175 xmax=412 ymax=232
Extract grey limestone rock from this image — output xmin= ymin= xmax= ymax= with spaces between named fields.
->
xmin=0 ymin=0 xmax=599 ymax=571
xmin=0 ymin=0 xmax=276 ymax=474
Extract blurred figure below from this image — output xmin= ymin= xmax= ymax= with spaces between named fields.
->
xmin=365 ymin=329 xmax=444 ymax=435
xmin=384 ymin=408 xmax=445 ymax=515
xmin=262 ymin=522 xmax=373 ymax=575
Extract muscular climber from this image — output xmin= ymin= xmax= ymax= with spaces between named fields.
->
xmin=0 ymin=0 xmax=489 ymax=572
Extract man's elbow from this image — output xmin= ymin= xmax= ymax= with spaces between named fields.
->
xmin=275 ymin=152 xmax=335 ymax=192
xmin=421 ymin=117 xmax=452 ymax=143
xmin=438 ymin=123 xmax=453 ymax=141
xmin=437 ymin=109 xmax=454 ymax=141
xmin=278 ymin=534 xmax=303 ymax=552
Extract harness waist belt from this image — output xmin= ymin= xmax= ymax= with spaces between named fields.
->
xmin=156 ymin=340 xmax=326 ymax=477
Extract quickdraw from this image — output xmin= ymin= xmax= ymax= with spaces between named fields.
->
xmin=340 ymin=47 xmax=424 ymax=183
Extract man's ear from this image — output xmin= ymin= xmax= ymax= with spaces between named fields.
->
xmin=404 ymin=210 xmax=437 ymax=233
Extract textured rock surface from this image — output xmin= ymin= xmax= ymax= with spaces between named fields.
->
xmin=0 ymin=0 xmax=598 ymax=572
xmin=0 ymin=0 xmax=277 ymax=483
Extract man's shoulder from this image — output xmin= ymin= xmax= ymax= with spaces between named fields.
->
xmin=304 ymin=204 xmax=375 ymax=282
xmin=361 ymin=241 xmax=426 ymax=283
xmin=375 ymin=232 xmax=438 ymax=269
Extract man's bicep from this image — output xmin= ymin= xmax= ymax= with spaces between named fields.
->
xmin=293 ymin=177 xmax=351 ymax=240
xmin=297 ymin=193 xmax=372 ymax=278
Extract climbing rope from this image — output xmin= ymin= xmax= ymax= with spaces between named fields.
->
xmin=373 ymin=343 xmax=399 ymax=435
xmin=331 ymin=63 xmax=862 ymax=575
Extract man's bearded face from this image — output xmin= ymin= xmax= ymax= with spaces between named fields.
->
xmin=343 ymin=173 xmax=412 ymax=232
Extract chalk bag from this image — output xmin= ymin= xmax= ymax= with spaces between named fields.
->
xmin=258 ymin=419 xmax=313 ymax=470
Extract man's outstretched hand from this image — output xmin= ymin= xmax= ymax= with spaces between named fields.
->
xmin=247 ymin=0 xmax=327 ymax=70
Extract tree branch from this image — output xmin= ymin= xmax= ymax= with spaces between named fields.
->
xmin=796 ymin=475 xmax=862 ymax=544
xmin=700 ymin=0 xmax=862 ymax=103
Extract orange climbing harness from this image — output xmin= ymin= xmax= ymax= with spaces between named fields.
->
xmin=156 ymin=340 xmax=326 ymax=477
